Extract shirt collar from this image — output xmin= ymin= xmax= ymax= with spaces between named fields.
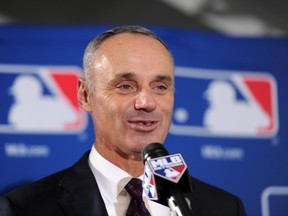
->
xmin=88 ymin=145 xmax=170 ymax=215
xmin=88 ymin=145 xmax=140 ymax=202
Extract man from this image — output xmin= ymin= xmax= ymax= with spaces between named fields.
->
xmin=0 ymin=25 xmax=246 ymax=216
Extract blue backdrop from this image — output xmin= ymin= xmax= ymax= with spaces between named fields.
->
xmin=0 ymin=25 xmax=287 ymax=216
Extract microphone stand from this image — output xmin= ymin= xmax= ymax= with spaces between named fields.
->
xmin=167 ymin=186 xmax=193 ymax=216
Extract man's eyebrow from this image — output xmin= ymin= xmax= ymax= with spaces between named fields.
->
xmin=155 ymin=75 xmax=174 ymax=84
xmin=111 ymin=72 xmax=174 ymax=84
xmin=107 ymin=72 xmax=136 ymax=87
xmin=113 ymin=72 xmax=136 ymax=80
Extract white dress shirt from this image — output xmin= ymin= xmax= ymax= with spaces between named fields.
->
xmin=88 ymin=145 xmax=170 ymax=216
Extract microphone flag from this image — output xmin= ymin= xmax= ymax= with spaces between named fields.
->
xmin=143 ymin=153 xmax=190 ymax=203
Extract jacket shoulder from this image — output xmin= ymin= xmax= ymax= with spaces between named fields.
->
xmin=1 ymin=151 xmax=91 ymax=216
xmin=1 ymin=169 xmax=66 ymax=216
xmin=190 ymin=176 xmax=246 ymax=216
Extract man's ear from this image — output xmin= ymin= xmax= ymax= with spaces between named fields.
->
xmin=77 ymin=78 xmax=92 ymax=112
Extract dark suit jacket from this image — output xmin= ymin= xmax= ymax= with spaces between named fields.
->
xmin=0 ymin=151 xmax=246 ymax=216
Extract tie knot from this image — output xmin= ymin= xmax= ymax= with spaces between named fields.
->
xmin=125 ymin=178 xmax=143 ymax=199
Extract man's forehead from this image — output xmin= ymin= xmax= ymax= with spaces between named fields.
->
xmin=98 ymin=32 xmax=169 ymax=53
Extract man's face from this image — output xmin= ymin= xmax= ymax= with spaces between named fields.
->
xmin=82 ymin=33 xmax=174 ymax=159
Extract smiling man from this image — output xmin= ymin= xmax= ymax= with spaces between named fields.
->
xmin=0 ymin=25 xmax=246 ymax=216
xmin=79 ymin=28 xmax=174 ymax=177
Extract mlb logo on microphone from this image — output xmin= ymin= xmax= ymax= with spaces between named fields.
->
xmin=148 ymin=154 xmax=187 ymax=183
xmin=0 ymin=64 xmax=87 ymax=134
xmin=143 ymin=163 xmax=158 ymax=200
xmin=170 ymin=66 xmax=278 ymax=138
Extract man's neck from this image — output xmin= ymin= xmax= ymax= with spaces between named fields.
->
xmin=95 ymin=143 xmax=145 ymax=177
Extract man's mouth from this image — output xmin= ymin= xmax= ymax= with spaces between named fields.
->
xmin=135 ymin=121 xmax=154 ymax=126
xmin=128 ymin=120 xmax=159 ymax=131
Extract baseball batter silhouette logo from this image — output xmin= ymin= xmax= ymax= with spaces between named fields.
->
xmin=0 ymin=64 xmax=87 ymax=133
xmin=170 ymin=66 xmax=278 ymax=138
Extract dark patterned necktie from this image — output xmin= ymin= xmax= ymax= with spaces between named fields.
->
xmin=125 ymin=178 xmax=151 ymax=216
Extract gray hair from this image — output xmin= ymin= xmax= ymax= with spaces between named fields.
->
xmin=82 ymin=25 xmax=173 ymax=90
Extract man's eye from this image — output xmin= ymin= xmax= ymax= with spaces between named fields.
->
xmin=118 ymin=84 xmax=131 ymax=90
xmin=116 ymin=82 xmax=136 ymax=94
xmin=153 ymin=82 xmax=168 ymax=92
xmin=156 ymin=85 xmax=167 ymax=90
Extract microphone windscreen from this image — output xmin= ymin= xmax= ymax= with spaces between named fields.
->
xmin=142 ymin=143 xmax=169 ymax=164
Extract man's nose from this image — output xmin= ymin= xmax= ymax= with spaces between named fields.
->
xmin=134 ymin=90 xmax=157 ymax=112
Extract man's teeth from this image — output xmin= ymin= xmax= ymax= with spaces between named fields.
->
xmin=137 ymin=122 xmax=152 ymax=125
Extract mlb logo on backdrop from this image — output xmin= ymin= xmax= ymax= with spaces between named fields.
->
xmin=170 ymin=66 xmax=278 ymax=138
xmin=0 ymin=64 xmax=87 ymax=134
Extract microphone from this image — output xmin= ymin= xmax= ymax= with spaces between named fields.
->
xmin=142 ymin=143 xmax=193 ymax=216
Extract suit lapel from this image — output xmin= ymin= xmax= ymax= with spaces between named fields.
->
xmin=57 ymin=151 xmax=109 ymax=216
